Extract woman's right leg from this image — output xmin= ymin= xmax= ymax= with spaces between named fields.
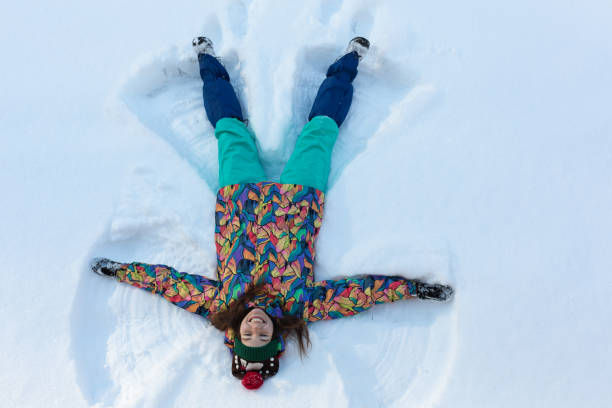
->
xmin=199 ymin=54 xmax=266 ymax=187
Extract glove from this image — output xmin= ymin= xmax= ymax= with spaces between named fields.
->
xmin=416 ymin=281 xmax=454 ymax=302
xmin=90 ymin=257 xmax=122 ymax=277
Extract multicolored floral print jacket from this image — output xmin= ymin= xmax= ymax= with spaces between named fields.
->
xmin=114 ymin=182 xmax=418 ymax=349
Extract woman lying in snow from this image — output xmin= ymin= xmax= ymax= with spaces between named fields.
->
xmin=92 ymin=37 xmax=453 ymax=390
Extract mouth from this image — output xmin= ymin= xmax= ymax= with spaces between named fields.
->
xmin=249 ymin=317 xmax=265 ymax=323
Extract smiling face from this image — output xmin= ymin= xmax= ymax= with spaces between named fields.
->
xmin=239 ymin=308 xmax=274 ymax=347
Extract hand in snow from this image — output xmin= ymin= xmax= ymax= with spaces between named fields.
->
xmin=90 ymin=257 xmax=122 ymax=277
xmin=416 ymin=282 xmax=454 ymax=302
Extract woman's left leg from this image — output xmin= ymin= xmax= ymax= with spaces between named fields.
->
xmin=280 ymin=51 xmax=360 ymax=192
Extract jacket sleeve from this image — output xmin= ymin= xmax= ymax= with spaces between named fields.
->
xmin=305 ymin=275 xmax=418 ymax=322
xmin=115 ymin=262 xmax=219 ymax=319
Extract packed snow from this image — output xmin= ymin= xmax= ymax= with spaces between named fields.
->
xmin=1 ymin=0 xmax=611 ymax=407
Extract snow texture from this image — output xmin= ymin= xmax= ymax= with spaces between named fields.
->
xmin=1 ymin=0 xmax=611 ymax=407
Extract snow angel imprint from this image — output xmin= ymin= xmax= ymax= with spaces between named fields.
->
xmin=92 ymin=36 xmax=453 ymax=390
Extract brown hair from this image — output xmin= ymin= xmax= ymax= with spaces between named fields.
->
xmin=210 ymin=284 xmax=311 ymax=357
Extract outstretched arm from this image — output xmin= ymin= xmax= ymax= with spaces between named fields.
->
xmin=305 ymin=274 xmax=452 ymax=322
xmin=91 ymin=258 xmax=219 ymax=319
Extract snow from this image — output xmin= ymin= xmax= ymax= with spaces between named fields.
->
xmin=1 ymin=0 xmax=611 ymax=407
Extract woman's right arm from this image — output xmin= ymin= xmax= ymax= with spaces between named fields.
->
xmin=91 ymin=258 xmax=219 ymax=319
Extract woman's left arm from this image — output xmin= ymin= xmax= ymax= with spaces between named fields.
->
xmin=305 ymin=275 xmax=452 ymax=322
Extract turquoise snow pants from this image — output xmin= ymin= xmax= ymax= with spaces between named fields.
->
xmin=215 ymin=116 xmax=339 ymax=192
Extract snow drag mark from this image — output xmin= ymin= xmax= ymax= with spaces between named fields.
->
xmin=319 ymin=236 xmax=458 ymax=407
xmin=70 ymin=256 xmax=120 ymax=406
xmin=119 ymin=47 xmax=221 ymax=191
xmin=105 ymin=287 xmax=219 ymax=408
xmin=70 ymin=155 xmax=218 ymax=406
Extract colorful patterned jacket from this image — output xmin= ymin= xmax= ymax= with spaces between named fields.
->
xmin=114 ymin=182 xmax=418 ymax=349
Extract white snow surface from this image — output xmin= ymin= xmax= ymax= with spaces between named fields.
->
xmin=1 ymin=0 xmax=611 ymax=407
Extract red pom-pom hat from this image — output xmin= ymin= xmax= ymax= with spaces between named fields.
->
xmin=242 ymin=371 xmax=264 ymax=390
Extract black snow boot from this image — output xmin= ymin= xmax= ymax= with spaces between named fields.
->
xmin=416 ymin=282 xmax=454 ymax=302
xmin=346 ymin=37 xmax=370 ymax=60
xmin=192 ymin=36 xmax=215 ymax=56
xmin=90 ymin=257 xmax=122 ymax=277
